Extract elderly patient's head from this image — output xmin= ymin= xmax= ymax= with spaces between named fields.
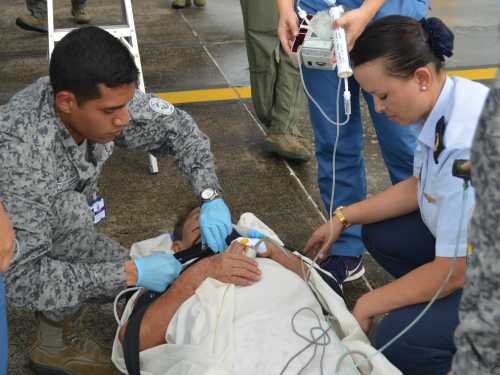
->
xmin=172 ymin=201 xmax=202 ymax=253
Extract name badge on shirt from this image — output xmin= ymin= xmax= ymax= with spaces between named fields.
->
xmin=89 ymin=196 xmax=106 ymax=225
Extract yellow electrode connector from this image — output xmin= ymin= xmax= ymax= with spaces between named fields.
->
xmin=239 ymin=239 xmax=249 ymax=245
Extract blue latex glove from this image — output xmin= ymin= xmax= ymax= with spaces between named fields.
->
xmin=133 ymin=253 xmax=182 ymax=292
xmin=199 ymin=198 xmax=233 ymax=253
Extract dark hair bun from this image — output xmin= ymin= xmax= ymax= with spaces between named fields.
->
xmin=420 ymin=17 xmax=454 ymax=62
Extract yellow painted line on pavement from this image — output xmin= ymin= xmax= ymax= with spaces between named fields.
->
xmin=156 ymin=86 xmax=251 ymax=104
xmin=447 ymin=67 xmax=497 ymax=81
xmin=0 ymin=68 xmax=496 ymax=108
xmin=157 ymin=67 xmax=496 ymax=104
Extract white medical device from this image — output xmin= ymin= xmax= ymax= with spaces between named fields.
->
xmin=329 ymin=6 xmax=352 ymax=79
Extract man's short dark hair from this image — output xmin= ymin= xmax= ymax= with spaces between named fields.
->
xmin=49 ymin=26 xmax=140 ymax=106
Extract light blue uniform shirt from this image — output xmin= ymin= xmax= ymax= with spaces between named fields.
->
xmin=411 ymin=76 xmax=489 ymax=257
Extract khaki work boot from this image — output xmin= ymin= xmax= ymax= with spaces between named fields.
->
xmin=15 ymin=15 xmax=48 ymax=33
xmin=193 ymin=0 xmax=207 ymax=7
xmin=71 ymin=9 xmax=90 ymax=24
xmin=296 ymin=132 xmax=312 ymax=152
xmin=260 ymin=133 xmax=310 ymax=163
xmin=172 ymin=0 xmax=192 ymax=8
xmin=29 ymin=311 xmax=120 ymax=375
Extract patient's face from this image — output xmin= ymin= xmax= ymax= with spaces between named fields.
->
xmin=172 ymin=207 xmax=201 ymax=252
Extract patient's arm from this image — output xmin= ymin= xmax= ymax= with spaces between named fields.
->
xmin=118 ymin=248 xmax=261 ymax=351
xmin=258 ymin=242 xmax=311 ymax=278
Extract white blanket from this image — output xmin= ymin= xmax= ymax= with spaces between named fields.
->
xmin=112 ymin=214 xmax=401 ymax=375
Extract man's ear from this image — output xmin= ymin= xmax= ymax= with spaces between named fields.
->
xmin=55 ymin=91 xmax=78 ymax=114
xmin=171 ymin=241 xmax=183 ymax=253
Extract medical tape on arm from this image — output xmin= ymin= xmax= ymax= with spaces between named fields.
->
xmin=231 ymin=237 xmax=267 ymax=253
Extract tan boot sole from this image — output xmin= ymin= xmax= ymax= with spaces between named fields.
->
xmin=260 ymin=140 xmax=310 ymax=163
xmin=15 ymin=17 xmax=48 ymax=32
xmin=29 ymin=358 xmax=74 ymax=375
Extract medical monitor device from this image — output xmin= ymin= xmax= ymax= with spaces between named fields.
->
xmin=291 ymin=15 xmax=336 ymax=71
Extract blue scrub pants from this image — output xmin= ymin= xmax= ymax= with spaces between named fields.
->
xmin=362 ymin=210 xmax=461 ymax=375
xmin=301 ymin=67 xmax=418 ymax=257
xmin=0 ymin=274 xmax=7 ymax=375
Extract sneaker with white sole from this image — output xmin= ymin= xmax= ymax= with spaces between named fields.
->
xmin=320 ymin=255 xmax=365 ymax=288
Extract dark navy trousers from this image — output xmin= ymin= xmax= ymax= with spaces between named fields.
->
xmin=362 ymin=210 xmax=462 ymax=375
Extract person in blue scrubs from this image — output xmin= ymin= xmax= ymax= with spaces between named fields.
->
xmin=304 ymin=16 xmax=489 ymax=374
xmin=0 ymin=198 xmax=16 ymax=375
xmin=277 ymin=0 xmax=429 ymax=283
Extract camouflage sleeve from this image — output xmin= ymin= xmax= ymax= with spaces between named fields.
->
xmin=452 ymin=70 xmax=500 ymax=375
xmin=0 ymin=132 xmax=127 ymax=312
xmin=113 ymin=91 xmax=221 ymax=198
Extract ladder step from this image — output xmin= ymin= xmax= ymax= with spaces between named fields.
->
xmin=52 ymin=25 xmax=132 ymax=42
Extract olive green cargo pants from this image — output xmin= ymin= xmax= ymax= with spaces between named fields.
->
xmin=240 ymin=0 xmax=307 ymax=135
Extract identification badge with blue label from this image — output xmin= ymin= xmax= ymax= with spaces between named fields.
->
xmin=89 ymin=196 xmax=106 ymax=225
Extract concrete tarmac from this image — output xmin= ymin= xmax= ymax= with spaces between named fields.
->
xmin=1 ymin=0 xmax=498 ymax=373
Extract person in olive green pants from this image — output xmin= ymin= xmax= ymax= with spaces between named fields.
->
xmin=16 ymin=0 xmax=89 ymax=33
xmin=240 ymin=0 xmax=310 ymax=163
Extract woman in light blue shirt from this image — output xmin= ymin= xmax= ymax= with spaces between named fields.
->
xmin=304 ymin=16 xmax=489 ymax=375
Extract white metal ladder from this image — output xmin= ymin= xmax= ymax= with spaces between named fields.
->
xmin=46 ymin=0 xmax=160 ymax=174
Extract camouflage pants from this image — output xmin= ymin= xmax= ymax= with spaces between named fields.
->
xmin=7 ymin=191 xmax=130 ymax=322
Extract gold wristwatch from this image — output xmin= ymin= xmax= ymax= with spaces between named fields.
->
xmin=334 ymin=206 xmax=352 ymax=229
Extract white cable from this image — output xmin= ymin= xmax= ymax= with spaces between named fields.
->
xmin=113 ymin=287 xmax=143 ymax=327
xmin=299 ymin=63 xmax=350 ymax=127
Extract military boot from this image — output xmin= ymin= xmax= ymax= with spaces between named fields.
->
xmin=296 ymin=132 xmax=312 ymax=152
xmin=29 ymin=311 xmax=120 ymax=375
xmin=71 ymin=9 xmax=90 ymax=24
xmin=172 ymin=0 xmax=192 ymax=8
xmin=193 ymin=0 xmax=207 ymax=7
xmin=260 ymin=133 xmax=311 ymax=162
xmin=15 ymin=16 xmax=48 ymax=33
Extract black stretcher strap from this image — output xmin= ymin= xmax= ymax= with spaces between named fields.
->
xmin=123 ymin=290 xmax=164 ymax=375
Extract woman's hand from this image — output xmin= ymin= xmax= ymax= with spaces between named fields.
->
xmin=303 ymin=218 xmax=344 ymax=261
xmin=278 ymin=9 xmax=300 ymax=57
xmin=328 ymin=2 xmax=382 ymax=65
xmin=0 ymin=202 xmax=15 ymax=273
xmin=352 ymin=295 xmax=375 ymax=335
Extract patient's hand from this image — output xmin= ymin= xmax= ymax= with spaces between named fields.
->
xmin=195 ymin=247 xmax=261 ymax=286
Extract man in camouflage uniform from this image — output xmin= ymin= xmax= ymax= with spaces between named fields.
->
xmin=0 ymin=27 xmax=235 ymax=374
xmin=451 ymin=68 xmax=500 ymax=375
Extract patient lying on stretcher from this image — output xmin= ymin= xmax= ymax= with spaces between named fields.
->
xmin=111 ymin=202 xmax=401 ymax=375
